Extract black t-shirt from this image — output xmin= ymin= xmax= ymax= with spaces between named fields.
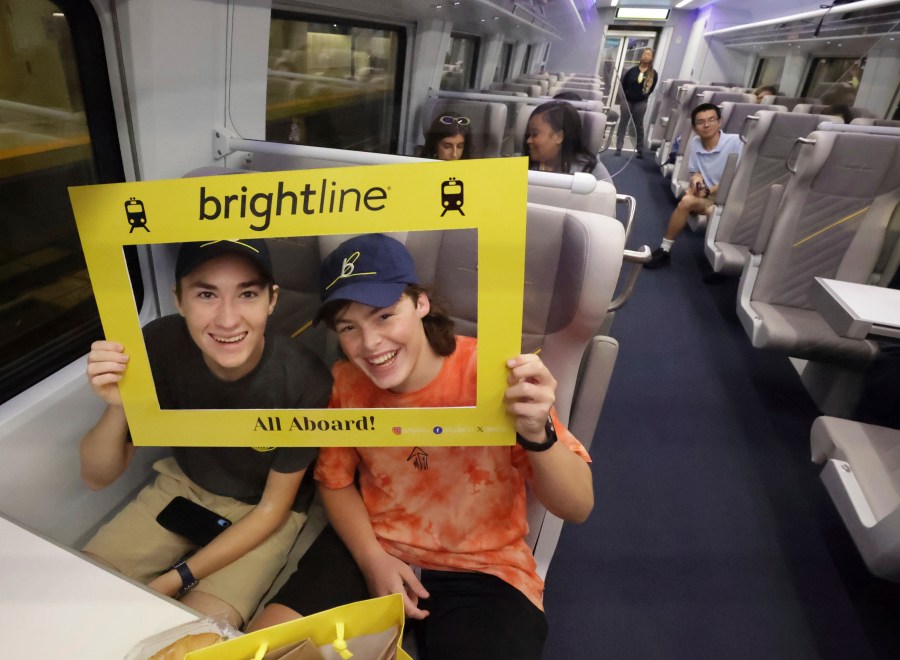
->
xmin=143 ymin=315 xmax=332 ymax=511
xmin=620 ymin=66 xmax=658 ymax=104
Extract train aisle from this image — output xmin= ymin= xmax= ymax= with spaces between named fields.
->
xmin=542 ymin=153 xmax=900 ymax=659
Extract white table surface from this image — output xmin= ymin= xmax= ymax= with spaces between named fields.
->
xmin=813 ymin=278 xmax=900 ymax=340
xmin=0 ymin=513 xmax=198 ymax=659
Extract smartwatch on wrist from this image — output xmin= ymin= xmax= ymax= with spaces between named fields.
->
xmin=173 ymin=560 xmax=198 ymax=597
xmin=515 ymin=416 xmax=558 ymax=452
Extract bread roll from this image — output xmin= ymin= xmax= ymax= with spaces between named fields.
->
xmin=147 ymin=632 xmax=222 ymax=660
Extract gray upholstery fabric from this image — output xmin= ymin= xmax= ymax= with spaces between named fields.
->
xmin=719 ymin=102 xmax=783 ymax=135
xmin=698 ymin=90 xmax=755 ymax=107
xmin=527 ymin=180 xmax=618 ymax=224
xmin=716 ymin=113 xmax=840 ymax=250
xmin=648 ymin=79 xmax=694 ymax=146
xmin=756 ymin=132 xmax=900 ymax=306
xmin=503 ymin=82 xmax=542 ymax=97
xmin=711 ymin=240 xmax=748 ymax=275
xmin=518 ymin=77 xmax=550 ymax=95
xmin=748 ymin=301 xmax=878 ymax=364
xmin=746 ymin=130 xmax=900 ymax=363
xmin=768 ymin=95 xmax=821 ymax=111
xmin=852 ymin=118 xmax=900 ymax=128
xmin=578 ymin=110 xmax=607 ymax=154
xmin=811 ymin=416 xmax=900 ymax=522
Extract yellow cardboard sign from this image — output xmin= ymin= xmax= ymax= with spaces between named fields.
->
xmin=69 ymin=158 xmax=528 ymax=447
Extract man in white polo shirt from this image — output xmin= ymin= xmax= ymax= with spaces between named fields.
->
xmin=646 ymin=103 xmax=743 ymax=269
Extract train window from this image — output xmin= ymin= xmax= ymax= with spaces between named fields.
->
xmin=494 ymin=42 xmax=513 ymax=83
xmin=0 ymin=0 xmax=127 ymax=404
xmin=441 ymin=33 xmax=480 ymax=91
xmin=522 ymin=44 xmax=533 ymax=74
xmin=752 ymin=57 xmax=785 ymax=89
xmin=803 ymin=57 xmax=865 ymax=105
xmin=267 ymin=13 xmax=406 ymax=153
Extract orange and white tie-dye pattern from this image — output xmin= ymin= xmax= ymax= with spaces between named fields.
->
xmin=314 ymin=336 xmax=591 ymax=611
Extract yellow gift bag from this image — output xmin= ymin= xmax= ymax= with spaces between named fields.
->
xmin=186 ymin=594 xmax=412 ymax=660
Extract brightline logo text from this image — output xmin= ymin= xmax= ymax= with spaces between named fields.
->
xmin=199 ymin=178 xmax=388 ymax=231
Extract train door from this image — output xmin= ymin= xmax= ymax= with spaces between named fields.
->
xmin=601 ymin=31 xmax=657 ymax=107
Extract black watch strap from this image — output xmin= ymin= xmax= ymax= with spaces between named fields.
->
xmin=515 ymin=416 xmax=558 ymax=452
xmin=173 ymin=560 xmax=199 ymax=595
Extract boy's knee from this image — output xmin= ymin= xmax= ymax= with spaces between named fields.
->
xmin=678 ymin=194 xmax=698 ymax=210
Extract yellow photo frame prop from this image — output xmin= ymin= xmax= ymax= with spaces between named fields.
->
xmin=69 ymin=158 xmax=527 ymax=447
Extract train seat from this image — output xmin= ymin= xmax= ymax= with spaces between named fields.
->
xmin=700 ymin=90 xmax=756 ymax=106
xmin=704 ymin=112 xmax=839 ymax=276
xmin=602 ymin=108 xmax=619 ymax=152
xmin=764 ymin=95 xmax=821 ymax=111
xmin=852 ymin=118 xmax=900 ymax=128
xmin=421 ymin=98 xmax=508 ymax=158
xmin=550 ymin=87 xmax=604 ymax=102
xmin=495 ymin=81 xmax=542 ymax=97
xmin=811 ymin=416 xmax=900 ymax=581
xmin=736 ymin=129 xmax=900 ymax=366
xmin=517 ymin=77 xmax=550 ymax=95
xmin=647 ymin=79 xmax=694 ymax=154
xmin=476 ymin=90 xmax=531 ymax=156
xmin=793 ymin=103 xmax=832 ymax=115
xmin=554 ymin=80 xmax=600 ymax=93
xmin=578 ymin=110 xmax=607 ymax=155
xmin=719 ymin=102 xmax=786 ymax=133
xmin=527 ymin=176 xmax=618 ymax=218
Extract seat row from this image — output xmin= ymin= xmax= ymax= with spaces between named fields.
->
xmin=421 ymin=90 xmax=614 ymax=161
xmin=643 ymin=84 xmax=900 ymax=585
xmin=187 ymin=131 xmax=644 ymax=609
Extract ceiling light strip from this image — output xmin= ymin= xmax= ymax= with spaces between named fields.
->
xmin=705 ymin=0 xmax=898 ymax=37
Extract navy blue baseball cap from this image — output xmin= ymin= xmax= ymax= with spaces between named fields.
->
xmin=175 ymin=239 xmax=273 ymax=282
xmin=318 ymin=234 xmax=419 ymax=311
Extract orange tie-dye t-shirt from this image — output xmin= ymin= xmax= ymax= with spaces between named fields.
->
xmin=314 ymin=335 xmax=591 ymax=611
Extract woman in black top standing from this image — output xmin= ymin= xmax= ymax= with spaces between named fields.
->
xmin=614 ymin=48 xmax=658 ymax=159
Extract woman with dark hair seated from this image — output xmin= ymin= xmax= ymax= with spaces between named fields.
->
xmin=525 ymin=100 xmax=611 ymax=182
xmin=422 ymin=111 xmax=470 ymax=161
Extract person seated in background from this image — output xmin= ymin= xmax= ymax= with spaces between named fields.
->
xmin=754 ymin=85 xmax=778 ymax=104
xmin=825 ymin=103 xmax=855 ymax=125
xmin=525 ymin=100 xmax=612 ymax=182
xmin=421 ymin=112 xmax=470 ymax=161
xmin=249 ymin=234 xmax=594 ymax=660
xmin=80 ymin=239 xmax=332 ymax=627
xmin=645 ymin=103 xmax=744 ymax=269
xmin=552 ymin=90 xmax=582 ymax=102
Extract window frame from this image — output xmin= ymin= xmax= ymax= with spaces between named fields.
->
xmin=268 ymin=9 xmax=408 ymax=154
xmin=0 ymin=0 xmax=131 ymax=404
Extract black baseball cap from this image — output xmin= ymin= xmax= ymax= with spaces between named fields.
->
xmin=318 ymin=234 xmax=419 ymax=311
xmin=175 ymin=239 xmax=273 ymax=282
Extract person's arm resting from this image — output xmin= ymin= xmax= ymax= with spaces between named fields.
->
xmin=149 ymin=467 xmax=303 ymax=597
xmin=322 ymin=483 xmax=431 ymax=619
xmin=506 ymin=355 xmax=594 ymax=523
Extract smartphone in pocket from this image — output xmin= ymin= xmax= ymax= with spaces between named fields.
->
xmin=156 ymin=496 xmax=232 ymax=546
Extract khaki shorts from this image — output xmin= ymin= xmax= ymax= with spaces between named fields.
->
xmin=82 ymin=457 xmax=306 ymax=622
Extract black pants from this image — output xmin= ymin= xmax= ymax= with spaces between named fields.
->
xmin=616 ymin=99 xmax=648 ymax=152
xmin=271 ymin=526 xmax=548 ymax=660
